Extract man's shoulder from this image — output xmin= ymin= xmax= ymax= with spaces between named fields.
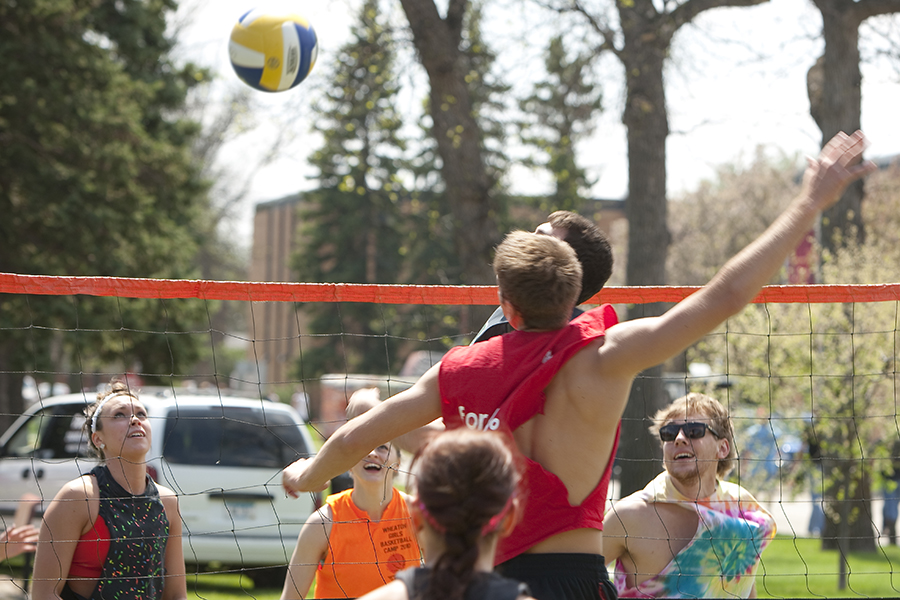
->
xmin=607 ymin=492 xmax=654 ymax=521
xmin=604 ymin=492 xmax=663 ymax=540
xmin=716 ymin=479 xmax=765 ymax=505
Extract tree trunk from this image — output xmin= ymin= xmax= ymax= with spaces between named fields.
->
xmin=616 ymin=18 xmax=671 ymax=496
xmin=810 ymin=0 xmax=864 ymax=252
xmin=821 ymin=457 xmax=876 ymax=552
xmin=619 ymin=357 xmax=666 ymax=495
xmin=621 ymin=47 xmax=670 ymax=293
xmin=398 ymin=0 xmax=499 ymax=286
xmin=0 ymin=348 xmax=25 ymax=435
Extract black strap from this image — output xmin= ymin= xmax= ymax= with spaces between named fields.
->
xmin=395 ymin=567 xmax=528 ymax=600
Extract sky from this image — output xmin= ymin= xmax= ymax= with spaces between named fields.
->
xmin=172 ymin=0 xmax=900 ymax=245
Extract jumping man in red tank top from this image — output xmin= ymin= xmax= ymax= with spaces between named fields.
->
xmin=283 ymin=131 xmax=876 ymax=600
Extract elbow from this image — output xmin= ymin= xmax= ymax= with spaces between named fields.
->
xmin=723 ymin=285 xmax=751 ymax=319
xmin=710 ymin=275 xmax=755 ymax=320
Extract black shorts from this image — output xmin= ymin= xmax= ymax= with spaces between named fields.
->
xmin=496 ymin=553 xmax=617 ymax=600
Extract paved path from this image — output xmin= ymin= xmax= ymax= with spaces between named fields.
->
xmin=0 ymin=577 xmax=26 ymax=600
xmin=759 ymin=492 xmax=889 ymax=540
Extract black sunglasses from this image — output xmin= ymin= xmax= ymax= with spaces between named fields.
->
xmin=658 ymin=422 xmax=723 ymax=442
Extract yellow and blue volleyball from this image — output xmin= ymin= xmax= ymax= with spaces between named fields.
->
xmin=229 ymin=9 xmax=318 ymax=93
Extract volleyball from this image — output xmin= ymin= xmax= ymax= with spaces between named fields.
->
xmin=229 ymin=9 xmax=318 ymax=93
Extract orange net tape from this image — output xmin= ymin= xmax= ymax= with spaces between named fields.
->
xmin=2 ymin=272 xmax=900 ymax=305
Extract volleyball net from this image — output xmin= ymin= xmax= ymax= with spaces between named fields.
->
xmin=2 ymin=272 xmax=900 ymax=597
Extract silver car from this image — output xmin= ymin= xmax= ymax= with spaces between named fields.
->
xmin=0 ymin=388 xmax=318 ymax=587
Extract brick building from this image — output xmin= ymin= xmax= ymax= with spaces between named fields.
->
xmin=246 ymin=195 xmax=309 ymax=389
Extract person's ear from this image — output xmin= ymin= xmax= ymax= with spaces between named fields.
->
xmin=717 ymin=437 xmax=730 ymax=461
xmin=499 ymin=497 xmax=522 ymax=538
xmin=409 ymin=501 xmax=424 ymax=533
xmin=499 ymin=297 xmax=525 ymax=331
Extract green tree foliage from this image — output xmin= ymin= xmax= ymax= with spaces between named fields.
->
xmin=0 ymin=0 xmax=212 ymax=430
xmin=462 ymin=2 xmax=512 ymax=189
xmin=519 ymin=35 xmax=602 ymax=213
xmin=398 ymin=0 xmax=508 ymax=286
xmin=293 ymin=0 xmax=518 ymax=379
xmin=406 ymin=0 xmax=513 ymax=285
xmin=294 ymin=0 xmax=422 ymax=377
xmin=671 ymin=158 xmax=900 ymax=553
xmin=544 ymin=0 xmax=769 ymax=496
xmin=400 ymin=1 xmax=518 ymax=338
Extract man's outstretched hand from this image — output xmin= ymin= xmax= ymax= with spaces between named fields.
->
xmin=283 ymin=459 xmax=329 ymax=498
xmin=802 ymin=130 xmax=877 ymax=210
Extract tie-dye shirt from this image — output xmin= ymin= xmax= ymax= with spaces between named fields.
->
xmin=614 ymin=472 xmax=776 ymax=599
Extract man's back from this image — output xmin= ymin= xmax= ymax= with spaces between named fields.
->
xmin=436 ymin=304 xmax=625 ymax=569
xmin=517 ymin=343 xmax=620 ymax=503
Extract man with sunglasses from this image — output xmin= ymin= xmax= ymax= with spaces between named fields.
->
xmin=284 ymin=131 xmax=872 ymax=600
xmin=604 ymin=393 xmax=776 ymax=598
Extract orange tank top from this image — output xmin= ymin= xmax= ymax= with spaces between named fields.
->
xmin=314 ymin=488 xmax=421 ymax=599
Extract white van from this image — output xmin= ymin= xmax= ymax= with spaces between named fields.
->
xmin=0 ymin=388 xmax=318 ymax=587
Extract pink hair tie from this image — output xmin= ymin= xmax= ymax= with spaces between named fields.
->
xmin=417 ymin=495 xmax=515 ymax=537
xmin=416 ymin=499 xmax=446 ymax=533
xmin=481 ymin=494 xmax=515 ymax=536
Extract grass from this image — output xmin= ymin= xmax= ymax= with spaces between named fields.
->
xmin=757 ymin=536 xmax=900 ymax=598
xmin=0 ymin=561 xmax=286 ymax=600
xmin=184 ymin=572 xmax=283 ymax=600
xmin=5 ymin=537 xmax=900 ymax=598
xmin=183 ymin=537 xmax=900 ymax=599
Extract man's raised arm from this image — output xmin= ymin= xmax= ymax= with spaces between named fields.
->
xmin=345 ymin=387 xmax=445 ymax=455
xmin=600 ymin=130 xmax=877 ymax=377
xmin=282 ymin=363 xmax=444 ymax=495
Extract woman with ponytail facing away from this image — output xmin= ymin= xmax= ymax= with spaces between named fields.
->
xmin=358 ymin=429 xmax=536 ymax=600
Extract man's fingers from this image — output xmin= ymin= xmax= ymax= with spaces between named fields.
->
xmin=282 ymin=458 xmax=307 ymax=496
xmin=820 ymin=130 xmax=866 ymax=166
xmin=835 ymin=131 xmax=867 ymax=167
xmin=848 ymin=160 xmax=878 ymax=180
xmin=820 ymin=131 xmax=850 ymax=158
xmin=282 ymin=458 xmax=330 ymax=496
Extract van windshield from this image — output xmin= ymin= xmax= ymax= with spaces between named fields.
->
xmin=1 ymin=403 xmax=92 ymax=459
xmin=162 ymin=406 xmax=310 ymax=468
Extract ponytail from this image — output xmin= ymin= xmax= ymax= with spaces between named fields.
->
xmin=412 ymin=429 xmax=519 ymax=600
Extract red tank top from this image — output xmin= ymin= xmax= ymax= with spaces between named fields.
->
xmin=439 ymin=305 xmax=621 ymax=564
xmin=68 ymin=517 xmax=111 ymax=578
